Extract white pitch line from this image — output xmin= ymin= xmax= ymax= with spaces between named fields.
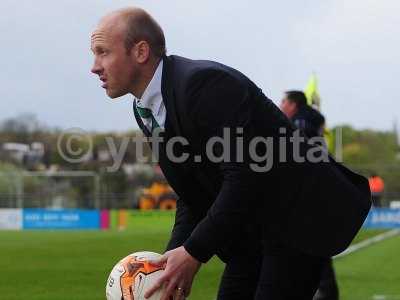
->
xmin=372 ymin=295 xmax=400 ymax=300
xmin=334 ymin=229 xmax=400 ymax=259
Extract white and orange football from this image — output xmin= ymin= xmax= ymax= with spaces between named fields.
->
xmin=106 ymin=251 xmax=165 ymax=300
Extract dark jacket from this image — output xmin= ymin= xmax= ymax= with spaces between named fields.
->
xmin=292 ymin=106 xmax=325 ymax=138
xmin=133 ymin=55 xmax=371 ymax=263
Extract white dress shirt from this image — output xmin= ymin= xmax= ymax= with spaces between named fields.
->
xmin=135 ymin=60 xmax=166 ymax=131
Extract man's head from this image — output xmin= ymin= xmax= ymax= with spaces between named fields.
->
xmin=91 ymin=7 xmax=166 ymax=99
xmin=280 ymin=90 xmax=308 ymax=118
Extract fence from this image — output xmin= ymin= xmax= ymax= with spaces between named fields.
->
xmin=0 ymin=168 xmax=399 ymax=210
xmin=0 ymin=171 xmax=100 ymax=209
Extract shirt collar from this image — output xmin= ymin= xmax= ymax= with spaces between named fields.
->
xmin=135 ymin=60 xmax=163 ymax=116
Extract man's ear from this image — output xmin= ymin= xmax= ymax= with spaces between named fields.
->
xmin=133 ymin=41 xmax=151 ymax=64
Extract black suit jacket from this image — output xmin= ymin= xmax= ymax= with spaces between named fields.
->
xmin=133 ymin=55 xmax=371 ymax=263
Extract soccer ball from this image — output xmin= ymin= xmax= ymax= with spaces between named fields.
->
xmin=106 ymin=251 xmax=166 ymax=300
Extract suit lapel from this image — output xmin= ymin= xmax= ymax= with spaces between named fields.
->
xmin=160 ymin=57 xmax=218 ymax=199
xmin=161 ymin=56 xmax=183 ymax=138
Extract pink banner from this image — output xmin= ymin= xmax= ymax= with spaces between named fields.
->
xmin=100 ymin=209 xmax=110 ymax=230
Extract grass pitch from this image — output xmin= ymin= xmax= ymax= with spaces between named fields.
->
xmin=0 ymin=211 xmax=398 ymax=300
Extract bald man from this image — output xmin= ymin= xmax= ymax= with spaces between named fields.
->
xmin=91 ymin=8 xmax=371 ymax=300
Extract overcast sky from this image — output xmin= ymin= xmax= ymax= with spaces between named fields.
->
xmin=0 ymin=0 xmax=398 ymax=132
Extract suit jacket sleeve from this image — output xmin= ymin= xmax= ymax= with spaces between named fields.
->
xmin=182 ymin=69 xmax=263 ymax=263
xmin=166 ymin=196 xmax=200 ymax=251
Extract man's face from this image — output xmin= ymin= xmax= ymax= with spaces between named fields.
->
xmin=91 ymin=22 xmax=139 ymax=99
xmin=280 ymin=96 xmax=297 ymax=118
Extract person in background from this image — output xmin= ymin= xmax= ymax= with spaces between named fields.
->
xmin=280 ymin=90 xmax=339 ymax=300
xmin=280 ymin=90 xmax=325 ymax=139
xmin=369 ymin=173 xmax=385 ymax=207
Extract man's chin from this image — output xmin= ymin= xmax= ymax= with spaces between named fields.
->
xmin=106 ymin=89 xmax=126 ymax=99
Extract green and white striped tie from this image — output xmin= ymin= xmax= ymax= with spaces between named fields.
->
xmin=134 ymin=103 xmax=160 ymax=133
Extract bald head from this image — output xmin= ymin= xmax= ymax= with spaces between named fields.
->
xmin=99 ymin=7 xmax=166 ymax=58
xmin=91 ymin=7 xmax=165 ymax=99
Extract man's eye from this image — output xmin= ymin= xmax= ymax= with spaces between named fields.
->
xmin=95 ymin=49 xmax=107 ymax=56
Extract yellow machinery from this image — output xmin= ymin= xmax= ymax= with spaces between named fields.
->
xmin=138 ymin=181 xmax=177 ymax=210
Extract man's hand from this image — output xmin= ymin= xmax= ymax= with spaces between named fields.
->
xmin=144 ymin=246 xmax=201 ymax=300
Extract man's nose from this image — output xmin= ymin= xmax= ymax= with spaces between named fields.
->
xmin=91 ymin=58 xmax=102 ymax=75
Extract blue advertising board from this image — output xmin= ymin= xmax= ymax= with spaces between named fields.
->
xmin=23 ymin=209 xmax=100 ymax=229
xmin=363 ymin=208 xmax=400 ymax=228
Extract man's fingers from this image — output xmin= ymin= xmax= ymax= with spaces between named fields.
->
xmin=183 ymin=278 xmax=194 ymax=297
xmin=174 ymin=286 xmax=186 ymax=300
xmin=174 ymin=290 xmax=184 ymax=300
xmin=173 ymin=279 xmax=189 ymax=299
xmin=183 ymin=285 xmax=190 ymax=298
xmin=148 ymin=254 xmax=168 ymax=267
xmin=160 ymin=278 xmax=179 ymax=300
xmin=144 ymin=276 xmax=167 ymax=299
xmin=145 ymin=253 xmax=173 ymax=298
